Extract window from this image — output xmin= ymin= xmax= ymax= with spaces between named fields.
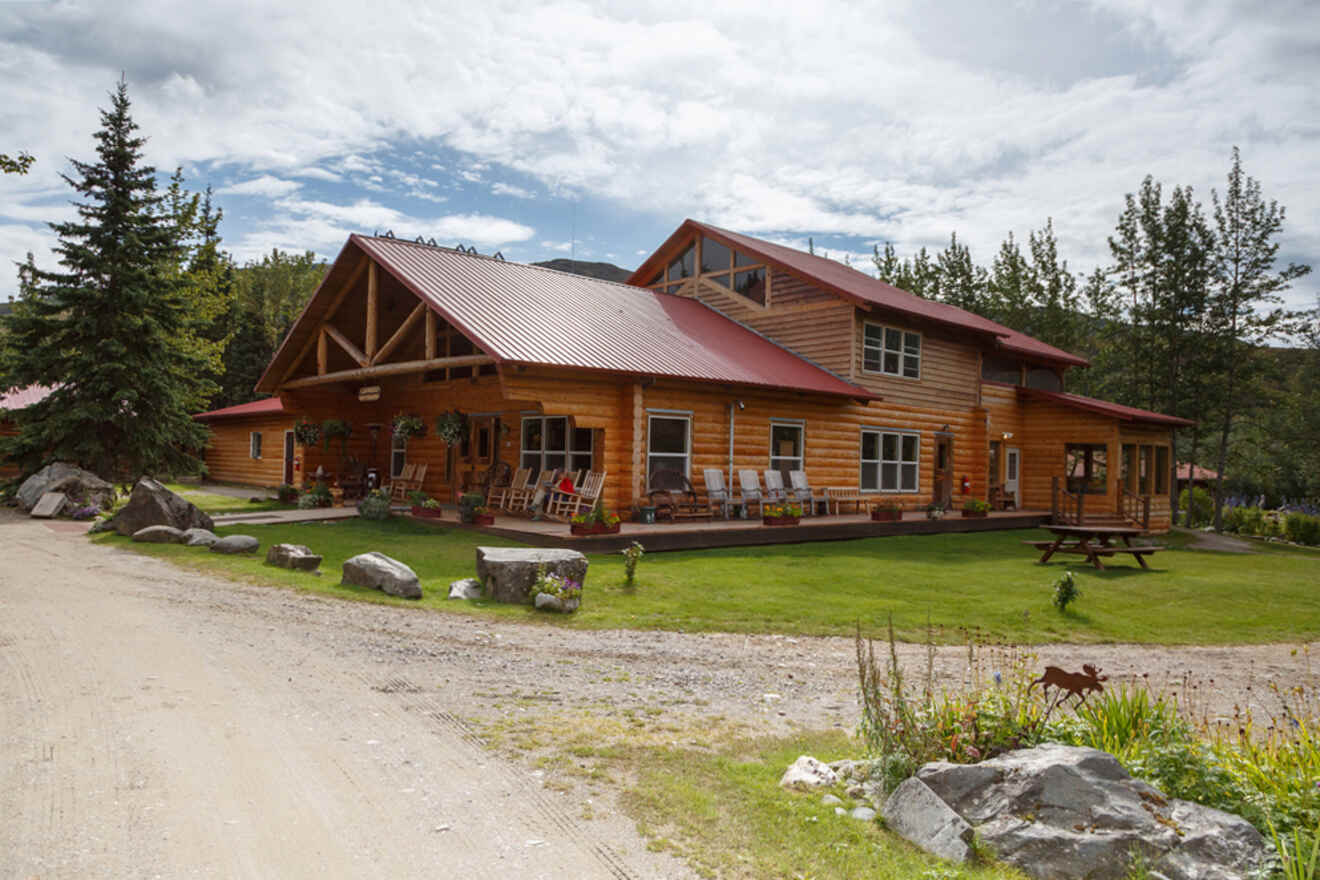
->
xmin=651 ymin=236 xmax=771 ymax=305
xmin=860 ymin=428 xmax=919 ymax=492
xmin=989 ymin=440 xmax=1002 ymax=485
xmin=647 ymin=414 xmax=690 ymax=487
xmin=471 ymin=416 xmax=496 ymax=465
xmin=863 ymin=323 xmax=921 ymax=378
xmin=1139 ymin=446 xmax=1152 ymax=494
xmin=249 ymin=432 xmax=262 ymax=459
xmin=1122 ymin=444 xmax=1136 ymax=491
xmin=769 ymin=421 xmax=804 ymax=479
xmin=700 ymin=236 xmax=731 ymax=273
xmin=982 ymin=355 xmax=1020 ymax=385
xmin=390 ymin=432 xmax=407 ymax=478
xmin=1155 ymin=446 xmax=1170 ymax=494
xmin=1066 ymin=443 xmax=1108 ymax=495
xmin=733 ymin=267 xmax=766 ymax=305
xmin=521 ymin=416 xmax=592 ymax=477
xmin=1026 ymin=368 xmax=1062 ymax=391
xmin=422 ymin=327 xmax=496 ymax=383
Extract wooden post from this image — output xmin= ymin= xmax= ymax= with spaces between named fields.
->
xmin=316 ymin=329 xmax=327 ymax=375
xmin=365 ymin=261 xmax=378 ymax=359
xmin=425 ymin=309 xmax=436 ymax=360
xmin=1052 ymin=476 xmax=1059 ymax=522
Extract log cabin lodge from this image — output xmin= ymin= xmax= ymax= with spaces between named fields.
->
xmin=195 ymin=220 xmax=1191 ymax=533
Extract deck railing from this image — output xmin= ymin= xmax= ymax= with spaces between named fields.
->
xmin=1051 ymin=476 xmax=1084 ymax=524
xmin=1120 ymin=487 xmax=1151 ymax=530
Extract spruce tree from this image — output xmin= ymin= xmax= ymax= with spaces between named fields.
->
xmin=0 ymin=79 xmax=212 ymax=480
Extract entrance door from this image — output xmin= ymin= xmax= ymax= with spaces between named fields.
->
xmin=934 ymin=436 xmax=953 ymax=509
xmin=1005 ymin=447 xmax=1021 ymax=508
xmin=283 ymin=430 xmax=295 ymax=484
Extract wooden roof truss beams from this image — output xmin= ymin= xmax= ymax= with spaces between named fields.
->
xmin=281 ymin=257 xmax=494 ymax=391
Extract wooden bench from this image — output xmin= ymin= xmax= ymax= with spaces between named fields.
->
xmin=1025 ymin=535 xmax=1165 ymax=570
xmin=823 ymin=487 xmax=875 ymax=515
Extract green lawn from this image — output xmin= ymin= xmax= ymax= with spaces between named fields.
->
xmin=161 ymin=482 xmax=290 ymax=515
xmin=95 ymin=516 xmax=1320 ymax=645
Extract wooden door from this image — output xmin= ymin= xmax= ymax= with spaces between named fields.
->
xmin=1006 ymin=447 xmax=1021 ymax=508
xmin=934 ymin=436 xmax=953 ymax=509
xmin=283 ymin=430 xmax=295 ymax=484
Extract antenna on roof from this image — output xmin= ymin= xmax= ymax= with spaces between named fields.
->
xmin=427 ymin=237 xmax=438 ymax=247
xmin=492 ymin=251 xmax=505 ymax=261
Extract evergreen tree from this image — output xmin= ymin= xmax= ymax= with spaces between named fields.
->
xmin=1026 ymin=219 xmax=1082 ymax=353
xmin=0 ymin=80 xmax=212 ymax=479
xmin=1205 ymin=147 xmax=1311 ymax=528
xmin=934 ymin=232 xmax=988 ymax=314
xmin=987 ymin=232 xmax=1034 ymax=332
xmin=1 ymin=151 xmax=35 ymax=174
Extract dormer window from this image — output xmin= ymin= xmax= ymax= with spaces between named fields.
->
xmin=863 ymin=322 xmax=921 ymax=378
xmin=647 ymin=234 xmax=770 ymax=305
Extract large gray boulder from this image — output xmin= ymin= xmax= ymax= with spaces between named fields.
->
xmin=475 ymin=547 xmax=588 ymax=604
xmin=132 ymin=525 xmax=186 ymax=544
xmin=266 ymin=543 xmax=322 ymax=572
xmin=881 ymin=777 xmax=974 ymax=863
xmin=447 ymin=578 xmax=483 ymax=600
xmin=16 ymin=462 xmax=115 ymax=512
xmin=182 ymin=528 xmax=219 ymax=547
xmin=210 ymin=535 xmax=259 ymax=554
xmin=342 ymin=552 xmax=422 ymax=599
xmin=886 ymin=743 xmax=1267 ymax=879
xmin=109 ymin=478 xmax=213 ymax=536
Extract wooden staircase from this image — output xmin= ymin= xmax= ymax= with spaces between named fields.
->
xmin=1051 ymin=478 xmax=1152 ymax=531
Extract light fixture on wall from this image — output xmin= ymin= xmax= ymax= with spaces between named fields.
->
xmin=735 ymin=400 xmax=745 ymax=410
xmin=1002 ymin=432 xmax=1014 ymax=440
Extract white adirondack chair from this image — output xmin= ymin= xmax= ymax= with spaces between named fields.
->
xmin=703 ymin=468 xmax=732 ymax=519
xmin=763 ymin=470 xmax=788 ymax=503
xmin=788 ymin=470 xmax=816 ymax=515
xmin=738 ymin=469 xmax=764 ymax=517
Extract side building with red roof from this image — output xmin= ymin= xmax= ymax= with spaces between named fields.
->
xmin=246 ymin=222 xmax=1190 ymax=530
xmin=193 ymin=397 xmax=296 ymax=487
xmin=0 ymin=385 xmax=55 ymax=479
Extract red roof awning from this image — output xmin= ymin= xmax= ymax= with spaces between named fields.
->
xmin=1018 ymin=387 xmax=1194 ymax=427
xmin=194 ymin=397 xmax=285 ymax=421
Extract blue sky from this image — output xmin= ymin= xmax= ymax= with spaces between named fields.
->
xmin=2 ymin=0 xmax=1317 ymax=311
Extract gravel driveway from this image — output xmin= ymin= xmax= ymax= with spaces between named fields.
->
xmin=2 ymin=512 xmax=1314 ymax=878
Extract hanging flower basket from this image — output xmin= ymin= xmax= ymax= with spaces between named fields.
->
xmin=322 ymin=418 xmax=352 ymax=453
xmin=392 ymin=413 xmax=426 ymax=440
xmin=293 ymin=419 xmax=321 ymax=447
xmin=435 ymin=410 xmax=467 ymax=446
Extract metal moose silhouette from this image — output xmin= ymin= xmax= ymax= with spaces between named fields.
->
xmin=1029 ymin=664 xmax=1108 ymax=708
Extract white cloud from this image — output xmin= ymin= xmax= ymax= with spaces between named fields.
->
xmin=492 ymin=182 xmax=535 ymax=199
xmin=539 ymin=240 xmax=573 ymax=253
xmin=218 ymin=175 xmax=301 ymax=198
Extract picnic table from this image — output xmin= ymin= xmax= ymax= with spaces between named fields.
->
xmin=1025 ymin=524 xmax=1165 ymax=570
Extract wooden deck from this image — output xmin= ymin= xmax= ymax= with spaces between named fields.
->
xmin=432 ymin=508 xmax=1051 ymax=553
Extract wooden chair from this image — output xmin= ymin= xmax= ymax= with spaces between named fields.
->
xmin=647 ymin=469 xmax=710 ymax=521
xmin=788 ymin=470 xmax=816 ymax=516
xmin=738 ymin=469 xmax=764 ymax=517
xmin=406 ymin=463 xmax=428 ymax=497
xmin=763 ymin=470 xmax=788 ymax=503
xmin=386 ymin=462 xmax=417 ymax=502
xmin=488 ymin=467 xmax=531 ymax=511
xmin=546 ymin=470 xmax=607 ymax=520
xmin=509 ymin=468 xmax=557 ymax=514
xmin=702 ymin=468 xmax=732 ymax=519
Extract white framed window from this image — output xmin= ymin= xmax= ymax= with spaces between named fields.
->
xmin=769 ymin=420 xmax=804 ymax=478
xmin=249 ymin=432 xmax=262 ymax=459
xmin=390 ymin=432 xmax=407 ymax=479
xmin=646 ymin=412 xmax=691 ymax=487
xmin=863 ymin=323 xmax=921 ymax=379
xmin=860 ymin=428 xmax=919 ymax=492
xmin=521 ymin=416 xmax=593 ymax=477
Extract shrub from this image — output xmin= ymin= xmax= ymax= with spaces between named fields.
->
xmin=1286 ymin=513 xmax=1320 ymax=546
xmin=622 ymin=541 xmax=644 ymax=587
xmin=1222 ymin=505 xmax=1246 ymax=534
xmin=276 ymin=483 xmax=299 ymax=504
xmin=1052 ymin=570 xmax=1080 ymax=612
xmin=357 ymin=489 xmax=392 ymax=521
xmin=962 ymin=498 xmax=991 ymax=514
xmin=1179 ymin=486 xmax=1214 ymax=528
xmin=296 ymin=492 xmax=321 ymax=510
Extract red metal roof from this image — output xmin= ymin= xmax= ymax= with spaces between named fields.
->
xmin=194 ymin=397 xmax=286 ymax=421
xmin=1177 ymin=463 xmax=1219 ymax=481
xmin=339 ymin=235 xmax=879 ymax=401
xmin=1017 ymin=387 xmax=1194 ymax=427
xmin=0 ymin=384 xmax=54 ymax=411
xmin=628 ymin=220 xmax=1089 ymax=368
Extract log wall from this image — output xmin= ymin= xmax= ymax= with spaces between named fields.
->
xmin=200 ymin=414 xmax=296 ymax=487
xmin=0 ymin=418 xmax=18 ymax=479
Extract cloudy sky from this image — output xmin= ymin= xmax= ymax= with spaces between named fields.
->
xmin=2 ymin=0 xmax=1317 ymax=309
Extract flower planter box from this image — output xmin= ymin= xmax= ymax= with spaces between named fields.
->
xmin=762 ymin=515 xmax=800 ymax=527
xmin=571 ymin=522 xmax=621 ymax=536
xmin=472 ymin=514 xmax=496 ymax=526
xmin=871 ymin=508 xmax=902 ymax=522
xmin=961 ymin=509 xmax=989 ymax=518
xmin=411 ymin=506 xmax=444 ymax=519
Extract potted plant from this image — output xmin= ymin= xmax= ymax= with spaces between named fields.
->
xmin=293 ymin=418 xmax=321 ymax=447
xmin=532 ymin=564 xmax=581 ymax=614
xmin=434 ymin=410 xmax=467 ymax=446
xmin=276 ymin=483 xmax=300 ymax=505
xmin=458 ymin=491 xmax=486 ymax=523
xmin=322 ymin=418 xmax=352 ymax=456
xmin=471 ymin=505 xmax=495 ymax=526
xmin=570 ymin=506 xmax=622 ymax=536
xmin=408 ymin=490 xmax=444 ymax=519
xmin=872 ymin=500 xmax=902 ymax=522
xmin=392 ymin=412 xmax=426 ymax=441
xmin=962 ymin=498 xmax=991 ymax=518
xmin=926 ymin=502 xmax=946 ymax=521
xmin=762 ymin=502 xmax=803 ymax=526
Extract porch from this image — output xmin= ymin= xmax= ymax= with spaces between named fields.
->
xmin=432 ymin=506 xmax=1051 ymax=552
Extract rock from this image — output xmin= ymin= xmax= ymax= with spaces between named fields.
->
xmin=882 ymin=777 xmax=975 ymax=864
xmin=210 ymin=535 xmax=259 ymax=554
xmin=821 ymin=794 xmax=843 ymax=806
xmin=109 ymin=477 xmax=213 ymax=536
xmin=447 ymin=578 xmax=483 ymax=600
xmin=29 ymin=491 xmax=68 ymax=518
xmin=533 ymin=592 xmax=579 ymax=613
xmin=16 ymin=463 xmax=115 ymax=512
xmin=778 ymin=755 xmax=838 ymax=791
xmin=904 ymin=744 xmax=1267 ymax=879
xmin=849 ymin=806 xmax=877 ymax=822
xmin=342 ymin=552 xmax=422 ymax=599
xmin=475 ymin=547 xmax=587 ymax=604
xmin=265 ymin=543 xmax=322 ymax=572
xmin=132 ymin=525 xmax=186 ymax=544
xmin=829 ymin=759 xmax=879 ymax=782
xmin=182 ymin=528 xmax=219 ymax=547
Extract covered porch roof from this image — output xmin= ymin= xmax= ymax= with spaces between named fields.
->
xmin=1018 ymin=387 xmax=1195 ymax=427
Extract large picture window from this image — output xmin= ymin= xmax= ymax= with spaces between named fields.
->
xmin=647 ymin=413 xmax=690 ymax=487
xmin=1066 ymin=443 xmax=1108 ymax=494
xmin=769 ymin=421 xmax=804 ymax=479
xmin=863 ymin=323 xmax=921 ymax=378
xmin=860 ymin=428 xmax=919 ymax=492
xmin=646 ymin=235 xmax=771 ymax=306
xmin=521 ymin=416 xmax=592 ymax=477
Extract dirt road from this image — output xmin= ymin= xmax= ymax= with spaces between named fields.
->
xmin=3 ymin=513 xmax=1315 ymax=879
